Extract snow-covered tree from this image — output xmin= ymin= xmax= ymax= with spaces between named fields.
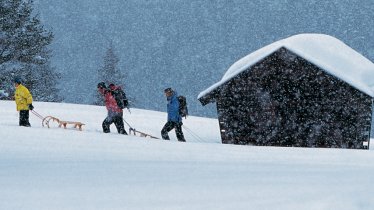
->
xmin=30 ymin=61 xmax=63 ymax=102
xmin=94 ymin=43 xmax=126 ymax=105
xmin=0 ymin=0 xmax=61 ymax=101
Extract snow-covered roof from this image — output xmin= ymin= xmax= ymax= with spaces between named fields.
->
xmin=198 ymin=33 xmax=374 ymax=99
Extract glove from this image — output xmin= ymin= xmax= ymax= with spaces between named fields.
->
xmin=28 ymin=104 xmax=34 ymax=110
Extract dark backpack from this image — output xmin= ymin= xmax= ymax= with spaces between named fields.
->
xmin=177 ymin=95 xmax=188 ymax=118
xmin=111 ymin=87 xmax=128 ymax=109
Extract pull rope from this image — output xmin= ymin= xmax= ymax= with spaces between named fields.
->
xmin=31 ymin=110 xmax=44 ymax=120
xmin=123 ymin=118 xmax=134 ymax=130
xmin=182 ymin=125 xmax=206 ymax=143
xmin=123 ymin=118 xmax=138 ymax=135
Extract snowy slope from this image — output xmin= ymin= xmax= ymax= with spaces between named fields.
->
xmin=1 ymin=101 xmax=374 ymax=210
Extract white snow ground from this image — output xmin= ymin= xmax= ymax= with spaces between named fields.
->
xmin=1 ymin=101 xmax=374 ymax=210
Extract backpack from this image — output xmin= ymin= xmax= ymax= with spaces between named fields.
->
xmin=177 ymin=95 xmax=188 ymax=118
xmin=111 ymin=87 xmax=129 ymax=109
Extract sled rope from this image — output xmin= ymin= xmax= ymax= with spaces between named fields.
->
xmin=123 ymin=118 xmax=134 ymax=130
xmin=182 ymin=125 xmax=206 ymax=143
xmin=31 ymin=110 xmax=44 ymax=120
xmin=31 ymin=110 xmax=56 ymax=128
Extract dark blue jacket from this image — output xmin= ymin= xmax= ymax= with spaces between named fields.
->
xmin=167 ymin=91 xmax=181 ymax=122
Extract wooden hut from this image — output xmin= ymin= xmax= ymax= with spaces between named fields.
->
xmin=198 ymin=34 xmax=374 ymax=149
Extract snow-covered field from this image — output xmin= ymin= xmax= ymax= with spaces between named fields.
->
xmin=1 ymin=101 xmax=373 ymax=210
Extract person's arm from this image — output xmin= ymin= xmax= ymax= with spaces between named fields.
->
xmin=20 ymin=87 xmax=33 ymax=105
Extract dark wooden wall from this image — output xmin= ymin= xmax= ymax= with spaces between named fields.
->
xmin=216 ymin=48 xmax=372 ymax=149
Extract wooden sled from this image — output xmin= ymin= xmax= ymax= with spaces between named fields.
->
xmin=42 ymin=116 xmax=85 ymax=131
xmin=129 ymin=128 xmax=159 ymax=139
xmin=58 ymin=120 xmax=85 ymax=131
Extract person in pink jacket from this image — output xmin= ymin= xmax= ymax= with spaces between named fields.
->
xmin=97 ymin=82 xmax=127 ymax=135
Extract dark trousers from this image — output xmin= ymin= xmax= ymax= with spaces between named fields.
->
xmin=161 ymin=121 xmax=185 ymax=142
xmin=102 ymin=114 xmax=127 ymax=135
xmin=19 ymin=110 xmax=31 ymax=127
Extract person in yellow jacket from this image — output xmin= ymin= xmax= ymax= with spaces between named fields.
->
xmin=14 ymin=77 xmax=34 ymax=127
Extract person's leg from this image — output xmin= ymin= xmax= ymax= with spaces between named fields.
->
xmin=19 ymin=110 xmax=31 ymax=127
xmin=114 ymin=115 xmax=128 ymax=135
xmin=102 ymin=116 xmax=113 ymax=133
xmin=161 ymin=121 xmax=175 ymax=140
xmin=25 ymin=110 xmax=31 ymax=126
xmin=175 ymin=122 xmax=186 ymax=142
xmin=19 ymin=110 xmax=25 ymax=126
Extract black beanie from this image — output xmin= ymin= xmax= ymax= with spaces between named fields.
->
xmin=97 ymin=82 xmax=106 ymax=89
xmin=13 ymin=77 xmax=22 ymax=84
xmin=164 ymin=87 xmax=173 ymax=93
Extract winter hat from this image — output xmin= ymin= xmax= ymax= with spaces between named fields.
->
xmin=97 ymin=82 xmax=106 ymax=89
xmin=109 ymin=83 xmax=115 ymax=90
xmin=164 ymin=87 xmax=173 ymax=93
xmin=13 ymin=77 xmax=22 ymax=85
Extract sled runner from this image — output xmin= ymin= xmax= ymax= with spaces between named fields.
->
xmin=129 ymin=128 xmax=159 ymax=139
xmin=58 ymin=120 xmax=85 ymax=131
xmin=41 ymin=115 xmax=85 ymax=131
xmin=122 ymin=118 xmax=159 ymax=139
xmin=41 ymin=115 xmax=59 ymax=128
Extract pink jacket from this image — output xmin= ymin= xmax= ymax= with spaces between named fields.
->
xmin=99 ymin=88 xmax=122 ymax=113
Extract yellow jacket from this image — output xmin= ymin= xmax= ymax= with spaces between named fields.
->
xmin=14 ymin=84 xmax=33 ymax=111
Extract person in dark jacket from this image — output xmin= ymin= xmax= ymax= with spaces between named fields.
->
xmin=14 ymin=77 xmax=34 ymax=127
xmin=161 ymin=88 xmax=186 ymax=142
xmin=97 ymin=82 xmax=127 ymax=135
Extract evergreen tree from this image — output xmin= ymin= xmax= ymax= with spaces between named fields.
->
xmin=0 ymin=0 xmax=61 ymax=101
xmin=94 ymin=43 xmax=126 ymax=105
